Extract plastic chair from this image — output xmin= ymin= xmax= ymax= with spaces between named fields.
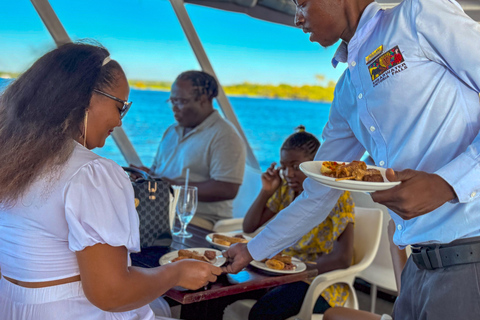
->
xmin=213 ymin=165 xmax=262 ymax=233
xmin=222 ymin=207 xmax=383 ymax=320
xmin=351 ymin=192 xmax=398 ymax=313
xmin=232 ymin=165 xmax=262 ymax=218
xmin=286 ymin=206 xmax=383 ymax=320
xmin=212 ymin=218 xmax=244 ymax=233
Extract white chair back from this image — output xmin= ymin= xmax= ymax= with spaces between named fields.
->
xmin=232 ymin=165 xmax=262 ymax=218
xmin=287 ymin=206 xmax=383 ymax=320
xmin=352 ymin=192 xmax=397 ymax=313
xmin=214 ymin=165 xmax=262 ymax=233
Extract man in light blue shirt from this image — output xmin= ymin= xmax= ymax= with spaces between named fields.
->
xmin=224 ymin=0 xmax=480 ymax=317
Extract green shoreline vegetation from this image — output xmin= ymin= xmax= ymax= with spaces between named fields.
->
xmin=129 ymin=79 xmax=335 ymax=102
xmin=0 ymin=71 xmax=335 ymax=102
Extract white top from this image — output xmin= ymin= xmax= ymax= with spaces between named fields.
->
xmin=151 ymin=110 xmax=246 ymax=222
xmin=0 ymin=142 xmax=140 ymax=281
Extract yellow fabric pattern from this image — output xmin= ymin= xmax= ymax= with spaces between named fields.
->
xmin=266 ymin=180 xmax=355 ymax=307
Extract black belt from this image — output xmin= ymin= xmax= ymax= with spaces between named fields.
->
xmin=411 ymin=238 xmax=480 ymax=270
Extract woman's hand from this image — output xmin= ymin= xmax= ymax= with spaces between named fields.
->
xmin=261 ymin=162 xmax=281 ymax=196
xmin=173 ymin=260 xmax=223 ymax=290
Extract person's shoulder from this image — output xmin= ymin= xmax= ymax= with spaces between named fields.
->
xmin=211 ymin=115 xmax=243 ymax=139
xmin=163 ymin=122 xmax=178 ymax=135
xmin=68 ymin=143 xmax=102 ymax=168
xmin=66 ymin=143 xmax=126 ymax=182
xmin=380 ymin=0 xmax=416 ymax=18
xmin=387 ymin=0 xmax=436 ymax=17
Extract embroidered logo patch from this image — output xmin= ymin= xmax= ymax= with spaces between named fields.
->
xmin=368 ymin=46 xmax=407 ymax=87
xmin=365 ymin=45 xmax=383 ymax=64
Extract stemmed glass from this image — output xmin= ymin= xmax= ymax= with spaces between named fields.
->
xmin=173 ymin=186 xmax=198 ymax=238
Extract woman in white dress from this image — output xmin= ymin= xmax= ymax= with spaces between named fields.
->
xmin=0 ymin=42 xmax=222 ymax=319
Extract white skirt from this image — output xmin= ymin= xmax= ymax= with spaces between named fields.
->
xmin=0 ymin=276 xmax=172 ymax=320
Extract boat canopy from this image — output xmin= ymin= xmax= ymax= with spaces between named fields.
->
xmin=186 ymin=0 xmax=480 ymax=24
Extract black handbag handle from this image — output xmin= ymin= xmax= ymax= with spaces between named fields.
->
xmin=123 ymin=167 xmax=174 ymax=196
xmin=122 ymin=166 xmax=151 ymax=181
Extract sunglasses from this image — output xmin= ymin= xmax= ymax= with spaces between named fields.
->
xmin=94 ymin=89 xmax=132 ymax=119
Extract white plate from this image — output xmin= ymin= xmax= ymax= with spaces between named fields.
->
xmin=205 ymin=232 xmax=252 ymax=250
xmin=250 ymin=257 xmax=306 ymax=274
xmin=299 ymin=161 xmax=400 ymax=193
xmin=159 ymin=248 xmax=226 ymax=267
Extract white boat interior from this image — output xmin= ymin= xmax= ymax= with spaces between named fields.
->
xmin=7 ymin=0 xmax=480 ymax=318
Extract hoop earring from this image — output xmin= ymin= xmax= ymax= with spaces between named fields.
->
xmin=83 ymin=111 xmax=88 ymax=148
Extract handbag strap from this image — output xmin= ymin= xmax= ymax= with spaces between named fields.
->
xmin=122 ymin=166 xmax=152 ymax=181
xmin=122 ymin=167 xmax=174 ymax=196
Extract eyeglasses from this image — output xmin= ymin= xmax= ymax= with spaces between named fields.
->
xmin=94 ymin=89 xmax=132 ymax=119
xmin=165 ymin=97 xmax=194 ymax=108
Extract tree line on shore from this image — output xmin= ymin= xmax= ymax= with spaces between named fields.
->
xmin=129 ymin=79 xmax=336 ymax=102
xmin=0 ymin=72 xmax=335 ymax=102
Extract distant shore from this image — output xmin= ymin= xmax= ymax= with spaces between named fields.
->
xmin=129 ymin=80 xmax=335 ymax=103
xmin=0 ymin=73 xmax=335 ymax=103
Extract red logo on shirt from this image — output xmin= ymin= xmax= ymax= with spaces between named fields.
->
xmin=368 ymin=46 xmax=405 ymax=82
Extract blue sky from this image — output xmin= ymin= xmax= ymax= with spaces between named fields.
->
xmin=1 ymin=0 xmax=346 ymax=86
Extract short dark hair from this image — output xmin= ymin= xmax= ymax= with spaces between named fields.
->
xmin=281 ymin=125 xmax=320 ymax=159
xmin=0 ymin=41 xmax=124 ymax=206
xmin=176 ymin=70 xmax=218 ymax=101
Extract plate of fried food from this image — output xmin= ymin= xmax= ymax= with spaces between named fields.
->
xmin=159 ymin=248 xmax=226 ymax=267
xmin=299 ymin=160 xmax=400 ymax=193
xmin=250 ymin=253 xmax=306 ymax=274
xmin=205 ymin=232 xmax=252 ymax=251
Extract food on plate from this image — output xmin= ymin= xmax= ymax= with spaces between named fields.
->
xmin=212 ymin=234 xmax=249 ymax=246
xmin=320 ymin=161 xmax=345 ymax=175
xmin=265 ymin=259 xmax=285 ymax=270
xmin=321 ymin=160 xmax=383 ymax=182
xmin=212 ymin=238 xmax=231 ymax=246
xmin=271 ymin=253 xmax=292 ymax=264
xmin=171 ymin=249 xmax=217 ymax=263
xmin=204 ymin=250 xmax=216 ymax=260
xmin=264 ymin=254 xmax=296 ymax=271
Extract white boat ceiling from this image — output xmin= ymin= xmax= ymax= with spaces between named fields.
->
xmin=186 ymin=0 xmax=480 ymax=24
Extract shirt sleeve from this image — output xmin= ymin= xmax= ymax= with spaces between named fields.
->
xmin=413 ymin=0 xmax=480 ymax=202
xmin=248 ymin=88 xmax=366 ymax=260
xmin=209 ymin=125 xmax=246 ymax=184
xmin=64 ymin=158 xmax=141 ymax=253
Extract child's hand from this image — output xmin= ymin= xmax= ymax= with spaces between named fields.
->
xmin=261 ymin=162 xmax=281 ymax=195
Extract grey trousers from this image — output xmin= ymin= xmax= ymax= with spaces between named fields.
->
xmin=392 ymin=256 xmax=480 ymax=319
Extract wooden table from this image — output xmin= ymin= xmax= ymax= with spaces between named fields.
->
xmin=131 ymin=224 xmax=318 ymax=320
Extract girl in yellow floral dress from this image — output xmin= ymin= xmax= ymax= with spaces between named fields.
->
xmin=243 ymin=126 xmax=355 ymax=320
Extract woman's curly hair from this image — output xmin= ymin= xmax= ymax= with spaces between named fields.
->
xmin=0 ymin=42 xmax=124 ymax=207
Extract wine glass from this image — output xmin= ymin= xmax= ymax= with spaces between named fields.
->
xmin=173 ymin=186 xmax=198 ymax=238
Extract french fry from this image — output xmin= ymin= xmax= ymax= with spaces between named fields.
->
xmin=212 ymin=234 xmax=249 ymax=246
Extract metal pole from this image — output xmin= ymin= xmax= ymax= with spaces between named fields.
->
xmin=169 ymin=0 xmax=261 ymax=170
xmin=30 ymin=0 xmax=143 ymax=167
xmin=30 ymin=0 xmax=70 ymax=47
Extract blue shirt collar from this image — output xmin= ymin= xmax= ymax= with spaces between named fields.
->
xmin=332 ymin=1 xmax=383 ymax=67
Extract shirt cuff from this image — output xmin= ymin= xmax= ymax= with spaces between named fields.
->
xmin=435 ymin=152 xmax=480 ymax=203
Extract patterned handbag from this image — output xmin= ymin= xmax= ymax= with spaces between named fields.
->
xmin=123 ymin=167 xmax=173 ymax=248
